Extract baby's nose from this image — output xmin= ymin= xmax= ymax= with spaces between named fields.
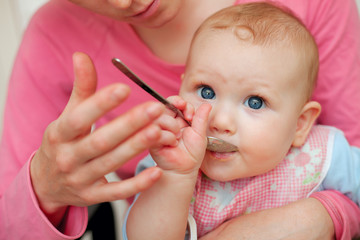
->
xmin=209 ymin=108 xmax=237 ymax=135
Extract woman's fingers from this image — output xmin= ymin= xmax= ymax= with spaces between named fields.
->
xmin=72 ymin=101 xmax=165 ymax=162
xmin=68 ymin=52 xmax=98 ymax=108
xmin=31 ymin=52 xmax=170 ymax=217
xmin=78 ymin=123 xmax=162 ymax=182
xmin=58 ymin=52 xmax=141 ymax=142
xmin=77 ymin=123 xmax=178 ymax=183
xmin=57 ymin=83 xmax=132 ymax=142
xmin=87 ymin=167 xmax=162 ymax=203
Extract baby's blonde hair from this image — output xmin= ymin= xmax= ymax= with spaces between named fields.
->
xmin=192 ymin=2 xmax=319 ymax=101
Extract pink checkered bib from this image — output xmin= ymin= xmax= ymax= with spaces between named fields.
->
xmin=189 ymin=125 xmax=334 ymax=237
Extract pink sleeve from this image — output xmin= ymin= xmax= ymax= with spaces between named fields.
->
xmin=0 ymin=2 xmax=91 ymax=238
xmin=0 ymin=153 xmax=87 ymax=239
xmin=311 ymin=190 xmax=360 ymax=240
xmin=308 ymin=0 xmax=360 ymax=147
xmin=307 ymin=1 xmax=360 ymax=238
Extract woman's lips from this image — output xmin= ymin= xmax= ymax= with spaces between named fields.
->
xmin=131 ymin=0 xmax=160 ymax=19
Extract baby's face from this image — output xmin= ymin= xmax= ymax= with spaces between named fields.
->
xmin=68 ymin=0 xmax=183 ymax=28
xmin=180 ymin=29 xmax=308 ymax=181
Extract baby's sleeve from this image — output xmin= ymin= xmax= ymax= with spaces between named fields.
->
xmin=122 ymin=155 xmax=156 ymax=240
xmin=312 ymin=130 xmax=360 ymax=239
xmin=320 ymin=130 xmax=360 ymax=205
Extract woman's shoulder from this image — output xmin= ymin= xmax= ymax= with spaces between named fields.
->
xmin=22 ymin=0 xmax=137 ymax=59
xmin=28 ymin=0 xmax=114 ymax=39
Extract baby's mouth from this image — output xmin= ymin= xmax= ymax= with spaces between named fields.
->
xmin=209 ymin=150 xmax=237 ymax=161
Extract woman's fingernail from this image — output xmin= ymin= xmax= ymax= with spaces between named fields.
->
xmin=147 ymin=103 xmax=163 ymax=116
xmin=111 ymin=86 xmax=126 ymax=101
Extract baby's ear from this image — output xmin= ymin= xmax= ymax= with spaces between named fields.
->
xmin=292 ymin=101 xmax=321 ymax=147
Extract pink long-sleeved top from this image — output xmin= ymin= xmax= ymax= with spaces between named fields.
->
xmin=1 ymin=0 xmax=360 ymax=239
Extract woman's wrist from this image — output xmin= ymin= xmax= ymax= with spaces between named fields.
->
xmin=30 ymin=150 xmax=68 ymax=228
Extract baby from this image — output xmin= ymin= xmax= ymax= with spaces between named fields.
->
xmin=124 ymin=2 xmax=360 ymax=239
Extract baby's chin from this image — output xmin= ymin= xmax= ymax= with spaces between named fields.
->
xmin=200 ymin=153 xmax=243 ymax=181
xmin=200 ymin=168 xmax=259 ymax=182
xmin=200 ymin=158 xmax=264 ymax=182
xmin=199 ymin=166 xmax=240 ymax=182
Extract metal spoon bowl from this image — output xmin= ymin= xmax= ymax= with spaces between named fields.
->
xmin=206 ymin=137 xmax=238 ymax=152
xmin=112 ymin=58 xmax=238 ymax=153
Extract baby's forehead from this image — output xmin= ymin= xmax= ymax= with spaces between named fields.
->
xmin=193 ymin=27 xmax=316 ymax=97
xmin=193 ymin=3 xmax=317 ymax=58
xmin=188 ymin=40 xmax=310 ymax=100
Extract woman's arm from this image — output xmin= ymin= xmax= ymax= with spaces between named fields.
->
xmin=313 ymin=191 xmax=360 ymax=240
xmin=200 ymin=130 xmax=360 ymax=240
xmin=316 ymin=130 xmax=360 ymax=239
xmin=200 ymin=197 xmax=335 ymax=240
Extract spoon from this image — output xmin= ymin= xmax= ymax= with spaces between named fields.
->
xmin=112 ymin=58 xmax=238 ymax=153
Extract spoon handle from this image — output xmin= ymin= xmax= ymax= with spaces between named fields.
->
xmin=112 ymin=58 xmax=238 ymax=153
xmin=112 ymin=58 xmax=191 ymax=126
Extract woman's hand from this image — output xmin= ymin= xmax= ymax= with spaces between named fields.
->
xmin=30 ymin=52 xmax=166 ymax=226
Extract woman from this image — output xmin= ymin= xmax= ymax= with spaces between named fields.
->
xmin=1 ymin=0 xmax=359 ymax=239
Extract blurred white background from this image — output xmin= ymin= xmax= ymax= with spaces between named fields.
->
xmin=0 ymin=0 xmax=48 ymax=137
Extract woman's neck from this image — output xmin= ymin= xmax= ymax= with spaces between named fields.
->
xmin=132 ymin=0 xmax=234 ymax=64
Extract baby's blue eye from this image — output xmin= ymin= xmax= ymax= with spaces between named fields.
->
xmin=245 ymin=96 xmax=265 ymax=109
xmin=198 ymin=86 xmax=215 ymax=99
